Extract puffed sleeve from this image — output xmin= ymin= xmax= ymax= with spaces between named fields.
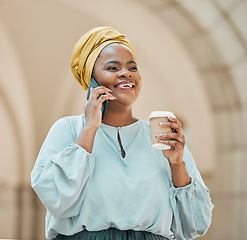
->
xmin=31 ymin=117 xmax=95 ymax=219
xmin=170 ymin=146 xmax=214 ymax=240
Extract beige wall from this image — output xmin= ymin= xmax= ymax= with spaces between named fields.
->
xmin=0 ymin=0 xmax=246 ymax=239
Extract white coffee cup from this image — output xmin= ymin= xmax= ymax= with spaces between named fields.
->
xmin=149 ymin=111 xmax=176 ymax=150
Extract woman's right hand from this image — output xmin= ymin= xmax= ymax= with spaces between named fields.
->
xmin=84 ymin=86 xmax=116 ymax=129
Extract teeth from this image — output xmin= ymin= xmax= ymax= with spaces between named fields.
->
xmin=118 ymin=84 xmax=132 ymax=88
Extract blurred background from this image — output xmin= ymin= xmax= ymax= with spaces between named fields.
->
xmin=0 ymin=0 xmax=246 ymax=239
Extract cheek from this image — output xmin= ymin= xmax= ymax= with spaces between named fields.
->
xmin=135 ymin=79 xmax=142 ymax=97
xmin=95 ymin=72 xmax=115 ymax=86
xmin=136 ymin=74 xmax=142 ymax=88
xmin=135 ymin=86 xmax=141 ymax=97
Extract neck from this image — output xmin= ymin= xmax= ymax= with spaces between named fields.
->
xmin=102 ymin=107 xmax=138 ymax=127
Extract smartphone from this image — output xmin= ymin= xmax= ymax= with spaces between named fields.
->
xmin=87 ymin=77 xmax=108 ymax=120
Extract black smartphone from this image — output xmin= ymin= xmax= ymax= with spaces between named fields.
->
xmin=87 ymin=77 xmax=108 ymax=120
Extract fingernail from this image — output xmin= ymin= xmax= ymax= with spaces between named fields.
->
xmin=155 ymin=134 xmax=165 ymax=138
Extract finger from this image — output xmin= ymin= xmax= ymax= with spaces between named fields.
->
xmin=89 ymin=86 xmax=112 ymax=100
xmin=97 ymin=92 xmax=116 ymax=103
xmin=168 ymin=116 xmax=182 ymax=125
xmin=159 ymin=121 xmax=182 ymax=131
xmin=168 ymin=117 xmax=183 ymax=134
xmin=89 ymin=86 xmax=112 ymax=101
xmin=158 ymin=139 xmax=185 ymax=150
xmin=159 ymin=121 xmax=183 ymax=136
xmin=155 ymin=133 xmax=185 ymax=144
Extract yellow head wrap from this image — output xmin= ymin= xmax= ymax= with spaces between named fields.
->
xmin=71 ymin=26 xmax=136 ymax=90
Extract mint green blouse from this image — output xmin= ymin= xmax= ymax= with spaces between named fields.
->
xmin=31 ymin=115 xmax=214 ymax=240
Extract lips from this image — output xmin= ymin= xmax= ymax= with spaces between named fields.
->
xmin=114 ymin=81 xmax=135 ymax=90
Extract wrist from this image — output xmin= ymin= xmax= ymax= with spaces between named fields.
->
xmin=75 ymin=124 xmax=98 ymax=153
xmin=84 ymin=122 xmax=100 ymax=132
xmin=168 ymin=157 xmax=184 ymax=167
xmin=169 ymin=161 xmax=191 ymax=187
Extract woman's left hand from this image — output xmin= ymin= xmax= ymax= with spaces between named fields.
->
xmin=156 ymin=117 xmax=186 ymax=165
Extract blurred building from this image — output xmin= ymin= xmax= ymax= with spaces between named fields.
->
xmin=0 ymin=0 xmax=246 ymax=239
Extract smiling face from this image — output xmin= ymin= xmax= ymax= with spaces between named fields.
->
xmin=93 ymin=43 xmax=142 ymax=111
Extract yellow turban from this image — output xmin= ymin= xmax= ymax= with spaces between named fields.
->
xmin=71 ymin=26 xmax=136 ymax=90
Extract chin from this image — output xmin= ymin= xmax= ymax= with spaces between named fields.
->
xmin=108 ymin=98 xmax=136 ymax=110
xmin=119 ymin=95 xmax=136 ymax=105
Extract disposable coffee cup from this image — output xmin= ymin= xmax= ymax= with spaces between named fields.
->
xmin=149 ymin=111 xmax=176 ymax=150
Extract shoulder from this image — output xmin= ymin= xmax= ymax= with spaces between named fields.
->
xmin=139 ymin=119 xmax=150 ymax=128
xmin=48 ymin=115 xmax=84 ymax=138
xmin=52 ymin=114 xmax=84 ymax=127
xmin=138 ymin=119 xmax=150 ymax=134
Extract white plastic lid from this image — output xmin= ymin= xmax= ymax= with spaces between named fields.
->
xmin=149 ymin=111 xmax=176 ymax=120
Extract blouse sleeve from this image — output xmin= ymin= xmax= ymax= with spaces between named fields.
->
xmin=169 ymin=146 xmax=214 ymax=240
xmin=31 ymin=117 xmax=95 ymax=219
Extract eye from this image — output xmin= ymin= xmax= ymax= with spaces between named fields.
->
xmin=107 ymin=66 xmax=119 ymax=71
xmin=129 ymin=66 xmax=138 ymax=71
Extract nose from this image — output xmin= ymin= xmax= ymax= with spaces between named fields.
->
xmin=117 ymin=69 xmax=133 ymax=78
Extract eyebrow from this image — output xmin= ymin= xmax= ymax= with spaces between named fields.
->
xmin=105 ymin=61 xmax=121 ymax=66
xmin=127 ymin=60 xmax=137 ymax=65
xmin=105 ymin=60 xmax=137 ymax=66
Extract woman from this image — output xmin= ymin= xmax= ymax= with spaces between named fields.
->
xmin=31 ymin=26 xmax=214 ymax=240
